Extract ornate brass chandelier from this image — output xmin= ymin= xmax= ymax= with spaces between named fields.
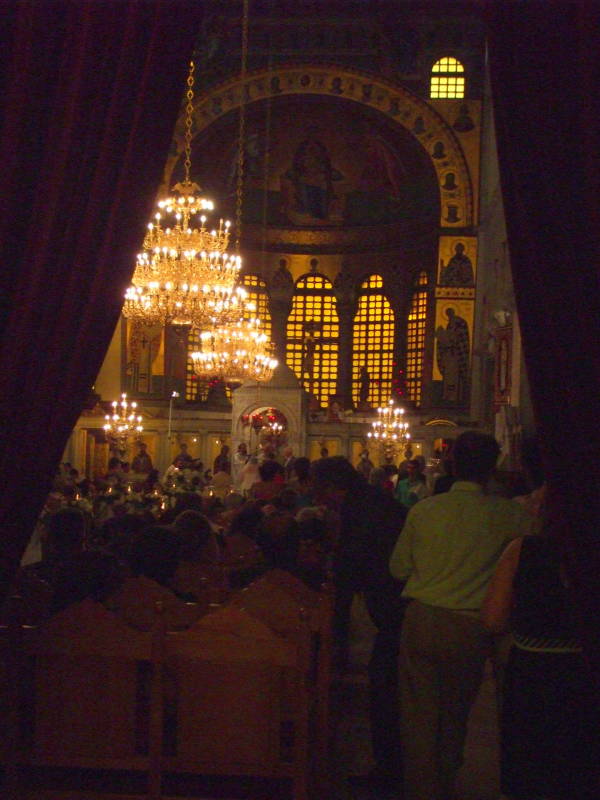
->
xmin=190 ymin=318 xmax=277 ymax=385
xmin=103 ymin=393 xmax=143 ymax=453
xmin=123 ymin=62 xmax=246 ymax=328
xmin=367 ymin=397 xmax=411 ymax=460
xmin=189 ymin=0 xmax=276 ymax=386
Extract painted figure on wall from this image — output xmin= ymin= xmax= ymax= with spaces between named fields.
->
xmin=453 ymin=104 xmax=475 ymax=133
xmin=283 ymin=128 xmax=343 ymax=222
xmin=440 ymin=243 xmax=475 ymax=286
xmin=126 ymin=320 xmax=163 ymax=395
xmin=358 ymin=133 xmax=406 ymax=200
xmin=435 ymin=308 xmax=470 ymax=403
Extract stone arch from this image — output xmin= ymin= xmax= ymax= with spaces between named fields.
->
xmin=162 ymin=64 xmax=474 ymax=228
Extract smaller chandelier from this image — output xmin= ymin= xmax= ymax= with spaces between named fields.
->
xmin=190 ymin=318 xmax=277 ymax=385
xmin=103 ymin=393 xmax=143 ymax=452
xmin=367 ymin=398 xmax=410 ymax=458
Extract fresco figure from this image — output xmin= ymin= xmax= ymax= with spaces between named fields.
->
xmin=440 ymin=243 xmax=475 ymax=286
xmin=284 ymin=130 xmax=342 ymax=220
xmin=453 ymin=104 xmax=475 ymax=132
xmin=435 ymin=308 xmax=470 ymax=403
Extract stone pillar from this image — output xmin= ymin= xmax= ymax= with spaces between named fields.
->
xmin=268 ymin=259 xmax=295 ymax=365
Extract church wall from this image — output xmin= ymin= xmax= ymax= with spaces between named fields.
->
xmin=93 ymin=317 xmax=122 ymax=402
xmin=72 ymin=5 xmax=508 ymax=475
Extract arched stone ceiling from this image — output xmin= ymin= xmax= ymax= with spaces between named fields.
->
xmin=162 ymin=64 xmax=474 ymax=229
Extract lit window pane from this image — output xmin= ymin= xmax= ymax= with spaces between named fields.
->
xmin=430 ymin=57 xmax=465 ymax=98
xmin=352 ymin=274 xmax=395 ymax=408
xmin=285 ymin=273 xmax=339 ymax=408
xmin=406 ymin=271 xmax=428 ymax=405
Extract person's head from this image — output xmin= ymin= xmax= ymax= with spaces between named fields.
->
xmin=137 ymin=442 xmax=147 ymax=452
xmin=101 ymin=514 xmax=147 ymax=561
xmin=223 ymin=491 xmax=244 ymax=511
xmin=172 ymin=510 xmax=213 ymax=560
xmin=320 ymin=446 xmax=329 ymax=458
xmin=44 ymin=507 xmax=86 ymax=560
xmin=108 ymin=456 xmax=121 ymax=471
xmin=237 ymin=442 xmax=248 ymax=454
xmin=406 ymin=459 xmax=423 ymax=480
xmin=455 ymin=243 xmax=465 ymax=256
xmin=311 ymin=456 xmax=364 ymax=507
xmin=258 ymin=459 xmax=280 ymax=482
xmin=179 ymin=443 xmax=188 ymax=453
xmin=228 ymin=503 xmax=264 ymax=540
xmin=172 ymin=492 xmax=204 ymax=516
xmin=277 ymin=487 xmax=299 ymax=512
xmin=369 ymin=467 xmax=387 ymax=486
xmin=292 ymin=456 xmax=311 ymax=482
xmin=220 ymin=444 xmax=230 ymax=456
xmin=452 ymin=431 xmax=500 ymax=484
xmin=128 ymin=525 xmax=179 ymax=585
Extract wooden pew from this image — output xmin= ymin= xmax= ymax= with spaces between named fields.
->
xmin=228 ymin=571 xmax=334 ymax=783
xmin=162 ymin=605 xmax=311 ymax=800
xmin=1 ymin=598 xmax=165 ymax=800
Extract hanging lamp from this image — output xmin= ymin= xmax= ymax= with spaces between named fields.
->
xmin=123 ymin=62 xmax=247 ymax=328
xmin=190 ymin=0 xmax=277 ymax=385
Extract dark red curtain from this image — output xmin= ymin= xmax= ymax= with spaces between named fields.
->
xmin=487 ymin=1 xmax=600 ymax=678
xmin=0 ymin=0 xmax=203 ymax=597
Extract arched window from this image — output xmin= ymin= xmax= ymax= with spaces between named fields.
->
xmin=352 ymin=274 xmax=394 ymax=408
xmin=406 ymin=271 xmax=428 ymax=405
xmin=430 ymin=57 xmax=465 ymax=99
xmin=286 ymin=273 xmax=339 ymax=407
xmin=239 ymin=274 xmax=272 ymax=339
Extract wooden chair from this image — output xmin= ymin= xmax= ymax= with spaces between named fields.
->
xmin=162 ymin=605 xmax=311 ymax=800
xmin=104 ymin=575 xmax=206 ymax=631
xmin=2 ymin=598 xmax=165 ymax=800
xmin=260 ymin=571 xmax=335 ymax=771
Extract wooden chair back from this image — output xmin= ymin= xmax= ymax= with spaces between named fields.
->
xmin=162 ymin=605 xmax=309 ymax=800
xmin=6 ymin=598 xmax=165 ymax=799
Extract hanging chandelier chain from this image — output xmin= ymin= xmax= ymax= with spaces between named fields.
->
xmin=183 ymin=61 xmax=195 ymax=185
xmin=235 ymin=0 xmax=249 ymax=253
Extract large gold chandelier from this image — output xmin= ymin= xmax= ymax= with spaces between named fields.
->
xmin=367 ymin=397 xmax=411 ymax=460
xmin=190 ymin=318 xmax=277 ymax=385
xmin=122 ymin=62 xmax=246 ymax=328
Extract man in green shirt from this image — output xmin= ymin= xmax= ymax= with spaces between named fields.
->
xmin=389 ymin=431 xmax=532 ymax=800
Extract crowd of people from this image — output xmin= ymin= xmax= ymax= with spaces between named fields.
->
xmin=8 ymin=432 xmax=598 ymax=800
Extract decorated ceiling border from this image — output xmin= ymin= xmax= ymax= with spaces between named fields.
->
xmin=161 ymin=65 xmax=474 ymax=229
